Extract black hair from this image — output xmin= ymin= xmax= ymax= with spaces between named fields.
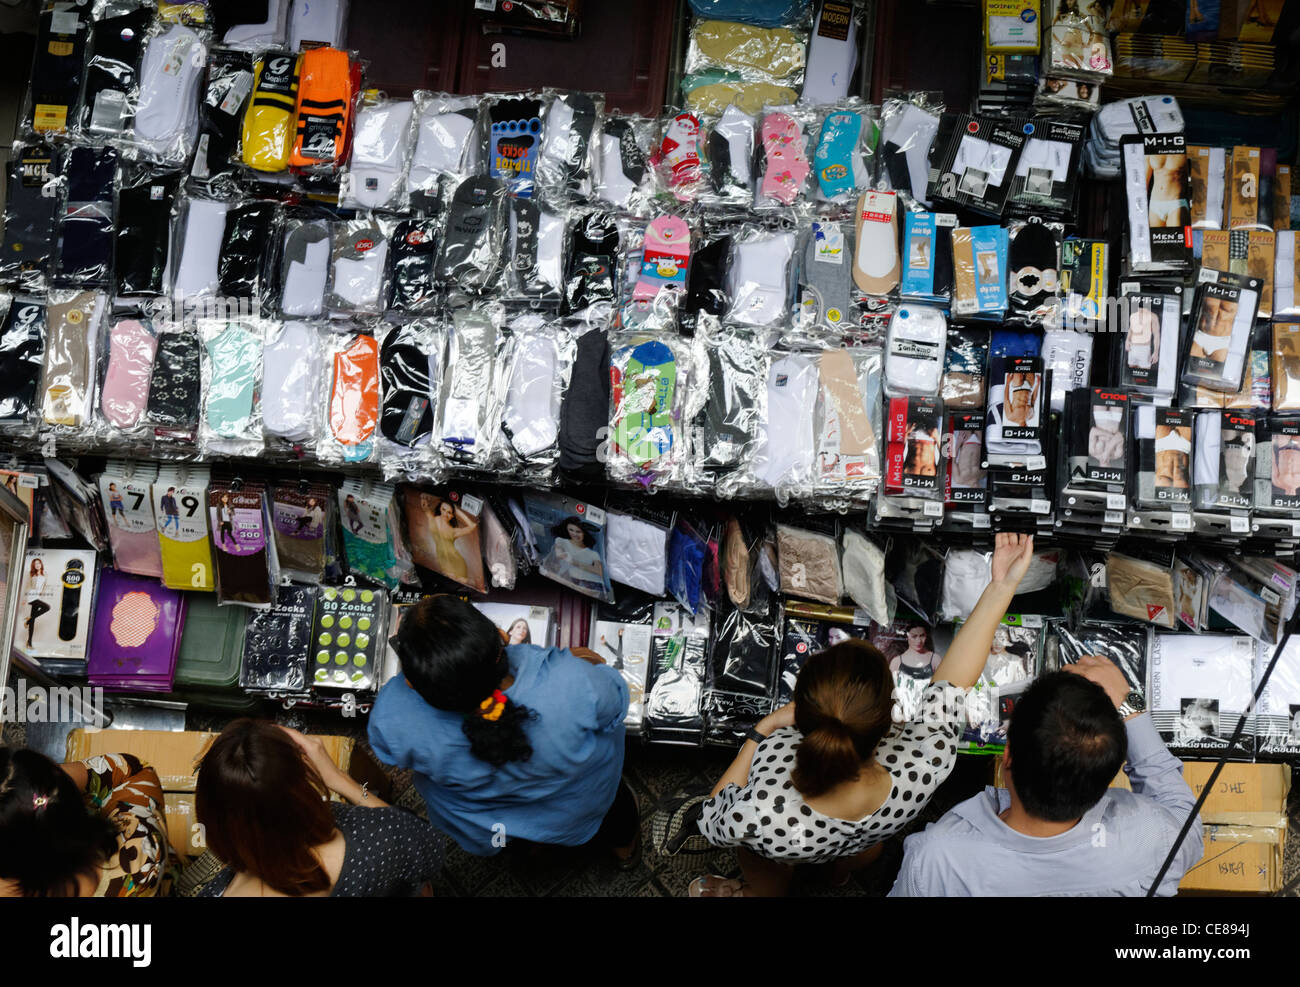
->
xmin=395 ymin=596 xmax=534 ymax=767
xmin=1007 ymin=672 xmax=1127 ymax=823
xmin=550 ymin=515 xmax=598 ymax=548
xmin=0 ymin=747 xmax=119 ymax=897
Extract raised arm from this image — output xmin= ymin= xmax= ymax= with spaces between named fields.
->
xmin=932 ymin=533 xmax=1035 ymax=688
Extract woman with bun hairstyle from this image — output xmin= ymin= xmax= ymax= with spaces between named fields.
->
xmin=369 ymin=595 xmax=640 ymax=866
xmin=691 ymin=532 xmax=1037 ymax=897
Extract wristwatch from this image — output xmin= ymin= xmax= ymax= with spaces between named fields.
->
xmin=1116 ymin=690 xmax=1146 ymax=719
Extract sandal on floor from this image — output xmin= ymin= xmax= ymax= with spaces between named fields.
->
xmin=689 ymin=875 xmax=748 ymax=897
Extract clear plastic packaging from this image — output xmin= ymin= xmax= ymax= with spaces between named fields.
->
xmin=691 ymin=323 xmax=767 ymax=480
xmin=884 ymin=394 xmax=944 ymax=499
xmin=340 ymin=93 xmax=418 ymax=212
xmin=885 ymin=305 xmax=947 ymax=397
xmin=439 ymin=306 xmax=503 ymax=470
xmin=75 ymin=1 xmax=152 ymax=140
xmin=941 ymin=328 xmax=987 ymax=410
xmin=1044 ymin=3 xmax=1113 ymax=82
xmin=42 ymin=290 xmax=106 ymax=435
xmin=191 ymin=48 xmax=255 ymax=185
xmin=1041 ymin=328 xmax=1092 ymax=413
xmin=54 ymin=145 xmax=117 ymax=289
xmin=408 ymin=92 xmax=482 ymax=211
xmin=219 ymin=0 xmax=291 ymax=49
xmin=608 ymin=332 xmax=694 ymax=490
xmin=505 ymin=199 xmax=568 ymax=305
xmin=1106 ymin=552 xmax=1177 ymax=629
xmin=24 ymin=3 xmax=92 ymax=139
xmin=239 ymin=51 xmax=301 ymax=174
xmin=494 ymin=314 xmax=575 ymax=480
xmin=684 ymin=19 xmax=807 ymax=87
xmin=218 ymin=199 xmax=281 ymax=307
xmin=198 ymin=317 xmax=264 ymax=458
xmin=605 ymin=509 xmax=670 ymax=597
xmin=877 ymin=96 xmax=942 ymax=206
xmin=812 ymin=99 xmax=875 ymax=205
xmin=564 ymin=211 xmax=620 ymax=314
xmin=287 ymin=46 xmax=359 ymax=175
xmin=651 ymin=110 xmax=704 ymax=204
xmin=593 ymin=112 xmax=656 ymax=216
xmin=1 ymin=143 xmax=61 ymax=292
xmin=795 ymin=217 xmax=855 ymax=334
xmin=536 ymin=90 xmax=602 ymax=204
xmin=437 ymin=176 xmax=508 ymax=298
xmin=97 ymin=313 xmax=158 ymax=442
xmin=115 ymin=168 xmax=178 ymax=297
xmin=170 ymin=194 xmax=230 ymax=305
xmin=326 ymin=216 xmax=395 ymax=318
xmin=239 ymin=582 xmax=314 ymax=696
xmin=1253 ymin=638 xmax=1300 ymax=757
xmin=142 ymin=320 xmax=201 ymax=447
xmin=1055 ymin=622 xmax=1150 ymax=701
xmin=776 ymin=524 xmax=842 ymax=604
xmin=130 ymin=19 xmax=207 ymax=166
xmin=377 ymin=319 xmax=445 ymax=480
xmin=99 ymin=459 xmax=163 ymax=578
xmin=746 ymin=349 xmax=819 ymax=503
xmin=754 ymin=104 xmax=816 ymax=210
xmin=338 ymin=478 xmax=405 ymax=589
xmin=482 ymin=91 xmax=545 ymax=199
xmin=620 ymin=214 xmax=691 ymax=331
xmin=318 ymin=330 xmax=381 ymax=466
xmin=277 ymin=214 xmax=330 ymax=318
xmin=261 ymin=320 xmax=325 ymax=452
xmin=699 ymin=105 xmax=755 ymax=210
xmin=726 ymin=226 xmax=796 ymax=327
xmin=810 ymin=343 xmax=881 ymax=500
xmin=0 ymin=297 xmax=47 ymax=441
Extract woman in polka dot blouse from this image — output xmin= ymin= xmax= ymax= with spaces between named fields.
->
xmin=692 ymin=532 xmax=1037 ymax=896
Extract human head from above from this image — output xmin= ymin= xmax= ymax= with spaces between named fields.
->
xmin=791 ymin=640 xmax=896 ymax=798
xmin=195 ymin=718 xmax=336 ymax=896
xmin=0 ymin=747 xmax=118 ymax=897
xmin=393 ymin=595 xmax=534 ymax=766
xmin=1003 ymin=671 xmax=1127 ymax=823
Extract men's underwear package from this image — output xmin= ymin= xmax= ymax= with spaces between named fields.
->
xmin=1180 ymin=269 xmax=1261 ymax=394
xmin=1149 ymin=631 xmax=1255 ymax=756
xmin=1007 ymin=119 xmax=1084 ymax=218
xmin=1135 ymin=403 xmax=1194 ymax=508
xmin=900 ymin=211 xmax=955 ymax=303
xmin=1106 ymin=552 xmax=1177 ymax=629
xmin=1068 ymin=388 xmax=1129 ymax=490
xmin=1273 ymin=322 xmax=1300 ymax=410
xmin=1041 ymin=328 xmax=1091 ymax=413
xmin=946 ymin=411 xmax=987 ymax=507
xmin=1193 ymin=409 xmax=1256 ymax=511
xmin=1260 ymin=415 xmax=1300 ymax=514
xmin=1119 ymin=284 xmax=1182 ymax=398
xmin=986 ymin=353 xmax=1046 ymax=459
xmin=884 ymin=395 xmax=943 ymax=498
xmin=925 ymin=113 xmax=1028 ymax=217
xmin=941 ymin=329 xmax=987 ymax=410
xmin=951 ymin=225 xmax=1008 ymax=318
xmin=1188 ymin=144 xmax=1226 ymax=230
xmin=1124 ymin=133 xmax=1191 ymax=273
xmin=1200 ymin=228 xmax=1275 ymax=321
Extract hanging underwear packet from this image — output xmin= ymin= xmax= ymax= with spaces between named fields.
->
xmin=1066 ymin=388 xmax=1129 ymax=490
xmin=99 ymin=461 xmax=164 ymax=579
xmin=926 ymin=112 xmax=1029 ymax=217
xmin=1193 ymin=409 xmax=1256 ymax=511
xmin=153 ymin=464 xmax=215 ymax=592
xmin=1007 ymin=119 xmax=1084 ymax=219
xmin=209 ymin=479 xmax=277 ymax=608
xmin=1118 ymin=284 xmax=1182 ymax=399
xmin=884 ymin=394 xmax=944 ymax=499
xmin=1135 ymin=403 xmax=1195 ymax=509
xmin=1123 ymin=133 xmax=1192 ymax=274
xmin=1181 ymin=269 xmax=1261 ymax=394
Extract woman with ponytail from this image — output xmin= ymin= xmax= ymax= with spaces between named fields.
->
xmin=369 ymin=595 xmax=638 ymax=864
xmin=692 ymin=532 xmax=1037 ymax=896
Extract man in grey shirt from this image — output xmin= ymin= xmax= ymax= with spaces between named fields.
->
xmin=890 ymin=655 xmax=1203 ymax=896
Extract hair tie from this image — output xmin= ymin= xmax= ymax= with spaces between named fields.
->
xmin=478 ymin=689 xmax=508 ymax=722
xmin=32 ymin=794 xmax=49 ymax=811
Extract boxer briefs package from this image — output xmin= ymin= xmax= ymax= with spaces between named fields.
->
xmin=1259 ymin=415 xmax=1300 ymax=515
xmin=985 ymin=353 xmax=1047 ymax=460
xmin=1068 ymin=388 xmax=1129 ymax=489
xmin=1119 ymin=285 xmax=1181 ymax=398
xmin=1194 ymin=409 xmax=1256 ymax=511
xmin=1041 ymin=328 xmax=1092 ymax=413
xmin=884 ymin=395 xmax=944 ymax=498
xmin=946 ymin=411 xmax=987 ymax=507
xmin=153 ymin=465 xmax=215 ymax=592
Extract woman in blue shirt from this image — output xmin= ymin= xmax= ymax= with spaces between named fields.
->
xmin=368 ymin=596 xmax=638 ymax=865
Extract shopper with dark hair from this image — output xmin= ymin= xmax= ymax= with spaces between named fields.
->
xmin=691 ymin=532 xmax=1038 ymax=897
xmin=890 ymin=656 xmax=1202 ymax=896
xmin=369 ymin=595 xmax=639 ymax=863
xmin=0 ymin=747 xmax=170 ymax=897
xmin=195 ymin=719 xmax=444 ymax=897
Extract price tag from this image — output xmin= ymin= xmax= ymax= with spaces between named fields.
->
xmin=1230 ymin=516 xmax=1250 ymax=534
xmin=1026 ymin=456 xmax=1047 ymax=471
xmin=1106 ymin=493 xmax=1126 ymax=511
xmin=1030 ymin=499 xmax=1050 ymax=514
xmin=972 ymin=514 xmax=991 ymax=528
xmin=1291 ymin=520 xmax=1300 ymax=537
xmin=922 ymin=501 xmax=944 ymax=517
xmin=1171 ymin=512 xmax=1192 ymax=530
xmin=1104 ymin=511 xmax=1124 ymax=525
xmin=852 ymin=608 xmax=873 ymax=626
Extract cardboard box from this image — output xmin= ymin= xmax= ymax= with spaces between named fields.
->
xmin=1112 ymin=761 xmax=1289 ymax=893
xmin=65 ymin=728 xmax=357 ymax=793
xmin=163 ymin=793 xmax=203 ymax=859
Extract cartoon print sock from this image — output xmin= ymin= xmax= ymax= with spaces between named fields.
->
xmin=101 ymin=319 xmax=157 ymax=430
xmin=613 ymin=339 xmax=678 ymax=469
xmin=389 ymin=219 xmax=440 ymax=312
xmin=634 ymin=216 xmax=691 ymax=303
xmin=815 ymin=109 xmax=861 ymax=200
xmin=659 ymin=112 xmax=701 ymax=201
xmin=761 ymin=112 xmax=810 ymax=205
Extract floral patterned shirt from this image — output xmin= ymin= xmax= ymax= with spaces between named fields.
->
xmin=81 ymin=753 xmax=172 ymax=897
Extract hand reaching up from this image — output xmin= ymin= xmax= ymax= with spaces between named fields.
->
xmin=990 ymin=532 xmax=1035 ymax=591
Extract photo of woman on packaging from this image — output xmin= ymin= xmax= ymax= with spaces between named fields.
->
xmin=871 ymin=620 xmax=945 ymax=723
xmin=403 ymin=491 xmax=486 ymax=593
xmin=541 ymin=516 xmax=607 ymax=596
xmin=1154 ymin=423 xmax=1192 ymax=489
xmin=22 ymin=556 xmax=48 ymax=649
xmin=505 ymin=617 xmax=531 ymax=645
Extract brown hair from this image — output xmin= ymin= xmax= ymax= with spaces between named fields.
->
xmin=791 ymin=641 xmax=895 ymax=798
xmin=195 ymin=719 xmax=337 ymax=896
